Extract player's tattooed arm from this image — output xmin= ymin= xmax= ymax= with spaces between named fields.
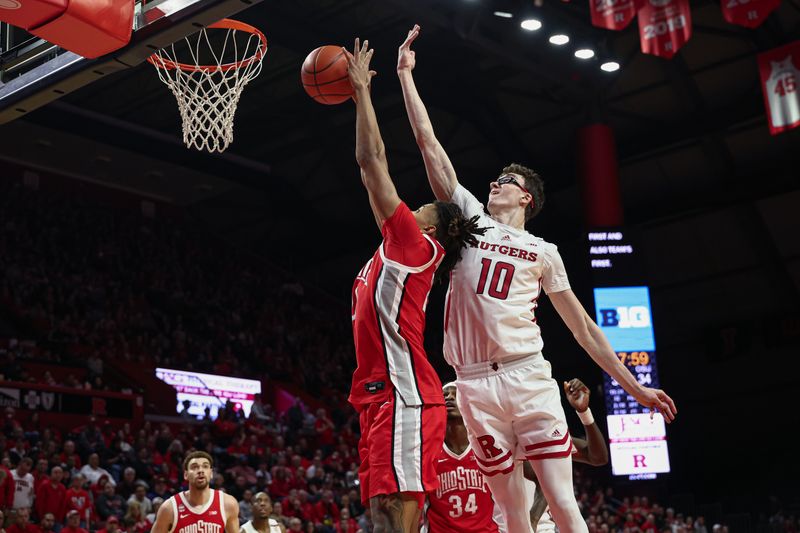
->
xmin=370 ymin=494 xmax=419 ymax=533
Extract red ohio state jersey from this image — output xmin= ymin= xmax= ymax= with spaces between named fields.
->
xmin=423 ymin=446 xmax=498 ymax=533
xmin=349 ymin=203 xmax=446 ymax=408
xmin=168 ymin=489 xmax=227 ymax=533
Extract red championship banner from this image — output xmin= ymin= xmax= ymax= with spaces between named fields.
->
xmin=591 ymin=0 xmax=640 ymax=30
xmin=637 ymin=0 xmax=692 ymax=59
xmin=758 ymin=41 xmax=800 ymax=135
xmin=721 ymin=0 xmax=780 ymax=28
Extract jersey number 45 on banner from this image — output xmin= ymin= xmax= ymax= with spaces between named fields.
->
xmin=758 ymin=41 xmax=800 ymax=135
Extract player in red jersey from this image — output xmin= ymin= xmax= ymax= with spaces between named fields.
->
xmin=423 ymin=383 xmax=499 ymax=533
xmin=151 ymin=451 xmax=239 ymax=533
xmin=345 ymin=39 xmax=485 ymax=533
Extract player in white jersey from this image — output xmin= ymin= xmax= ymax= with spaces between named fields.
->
xmin=240 ymin=493 xmax=284 ymax=533
xmin=397 ymin=24 xmax=677 ymax=533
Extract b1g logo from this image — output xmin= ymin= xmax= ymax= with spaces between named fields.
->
xmin=599 ymin=306 xmax=651 ymax=328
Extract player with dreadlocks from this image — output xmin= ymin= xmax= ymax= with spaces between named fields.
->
xmin=345 ymin=38 xmax=485 ymax=533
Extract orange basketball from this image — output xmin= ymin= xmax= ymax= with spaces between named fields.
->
xmin=301 ymin=45 xmax=353 ymax=105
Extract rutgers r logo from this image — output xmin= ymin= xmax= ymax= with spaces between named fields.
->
xmin=476 ymin=435 xmax=504 ymax=459
xmin=599 ymin=306 xmax=650 ymax=328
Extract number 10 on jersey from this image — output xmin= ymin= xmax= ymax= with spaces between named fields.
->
xmin=476 ymin=259 xmax=515 ymax=300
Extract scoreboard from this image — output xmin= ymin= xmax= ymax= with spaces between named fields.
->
xmin=587 ymin=230 xmax=670 ymax=480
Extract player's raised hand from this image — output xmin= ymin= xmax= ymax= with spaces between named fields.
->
xmin=563 ymin=378 xmax=590 ymax=413
xmin=344 ymin=38 xmax=376 ymax=96
xmin=397 ymin=24 xmax=419 ymax=72
xmin=634 ymin=387 xmax=677 ymax=423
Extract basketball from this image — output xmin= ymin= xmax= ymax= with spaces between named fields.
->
xmin=301 ymin=45 xmax=353 ymax=105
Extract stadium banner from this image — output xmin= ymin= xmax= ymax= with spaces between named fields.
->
xmin=0 ymin=381 xmax=143 ymax=425
xmin=758 ymin=41 xmax=800 ymax=135
xmin=637 ymin=0 xmax=692 ymax=59
xmin=720 ymin=0 xmax=780 ymax=28
xmin=590 ymin=0 xmax=640 ymax=30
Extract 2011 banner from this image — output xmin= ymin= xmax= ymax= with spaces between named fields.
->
xmin=591 ymin=0 xmax=640 ymax=30
xmin=721 ymin=0 xmax=780 ymax=28
xmin=637 ymin=0 xmax=692 ymax=59
xmin=758 ymin=41 xmax=800 ymax=135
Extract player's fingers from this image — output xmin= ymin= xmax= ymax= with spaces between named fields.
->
xmin=661 ymin=391 xmax=677 ymax=415
xmin=354 ymin=37 xmax=360 ymax=57
xmin=562 ymin=381 xmax=570 ymax=394
xmin=362 ymin=39 xmax=369 ymax=54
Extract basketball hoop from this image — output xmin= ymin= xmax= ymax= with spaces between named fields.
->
xmin=148 ymin=19 xmax=267 ymax=153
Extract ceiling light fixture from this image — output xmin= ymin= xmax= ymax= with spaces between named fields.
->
xmin=494 ymin=11 xmax=513 ymax=18
xmin=548 ymin=34 xmax=569 ymax=45
xmin=574 ymin=48 xmax=595 ymax=59
xmin=600 ymin=61 xmax=620 ymax=72
xmin=520 ymin=19 xmax=542 ymax=31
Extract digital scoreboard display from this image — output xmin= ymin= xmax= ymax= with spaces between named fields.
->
xmin=156 ymin=368 xmax=261 ymax=420
xmin=587 ymin=231 xmax=670 ymax=480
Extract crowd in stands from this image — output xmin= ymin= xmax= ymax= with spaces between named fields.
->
xmin=0 ymin=179 xmax=354 ymax=397
xmin=0 ymin=178 xmax=789 ymax=532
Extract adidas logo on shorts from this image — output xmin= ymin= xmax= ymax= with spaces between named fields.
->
xmin=551 ymin=429 xmax=561 ymax=438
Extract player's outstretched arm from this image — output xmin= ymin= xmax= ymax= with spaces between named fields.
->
xmin=563 ymin=378 xmax=609 ymax=466
xmin=224 ymin=494 xmax=240 ymax=533
xmin=549 ymin=289 xmax=677 ymax=423
xmin=151 ymin=497 xmax=174 ymax=533
xmin=345 ymin=38 xmax=401 ymax=227
xmin=397 ymin=25 xmax=459 ymax=202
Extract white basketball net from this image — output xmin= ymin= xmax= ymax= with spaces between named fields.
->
xmin=149 ymin=20 xmax=266 ymax=153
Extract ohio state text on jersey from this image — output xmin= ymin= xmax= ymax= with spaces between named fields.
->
xmin=423 ymin=445 xmax=498 ymax=533
xmin=444 ymin=185 xmax=571 ymax=367
xmin=168 ymin=489 xmax=227 ymax=533
xmin=350 ymin=202 xmax=446 ymax=407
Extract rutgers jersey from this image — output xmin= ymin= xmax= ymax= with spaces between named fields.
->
xmin=168 ymin=489 xmax=227 ymax=533
xmin=423 ymin=445 xmax=498 ymax=533
xmin=443 ymin=185 xmax=570 ymax=367
xmin=350 ymin=202 xmax=446 ymax=407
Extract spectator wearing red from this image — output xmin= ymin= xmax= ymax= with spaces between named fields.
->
xmin=96 ymin=516 xmax=121 ymax=533
xmin=623 ymin=512 xmax=640 ymax=529
xmin=270 ymin=467 xmax=291 ymax=500
xmin=35 ymin=466 xmax=67 ymax=523
xmin=0 ymin=464 xmax=15 ymax=510
xmin=62 ymin=511 xmax=89 ymax=533
xmin=284 ymin=492 xmax=313 ymax=522
xmin=32 ymin=459 xmax=50 ymax=493
xmin=314 ymin=409 xmax=335 ymax=452
xmin=64 ymin=475 xmax=92 ymax=527
xmin=7 ymin=508 xmax=41 ymax=533
xmin=38 ymin=513 xmax=56 ymax=533
xmin=312 ymin=490 xmax=339 ymax=528
xmin=334 ymin=508 xmax=358 ymax=533
xmin=122 ymin=501 xmax=151 ymax=533
xmin=641 ymin=513 xmax=657 ymax=532
xmin=58 ymin=441 xmax=81 ymax=469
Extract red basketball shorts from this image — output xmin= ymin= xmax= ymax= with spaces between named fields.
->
xmin=357 ymin=390 xmax=446 ymax=507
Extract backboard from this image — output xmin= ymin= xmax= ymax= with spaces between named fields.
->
xmin=0 ymin=0 xmax=263 ymax=123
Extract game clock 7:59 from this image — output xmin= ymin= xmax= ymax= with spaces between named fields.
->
xmin=616 ymin=351 xmax=651 ymax=367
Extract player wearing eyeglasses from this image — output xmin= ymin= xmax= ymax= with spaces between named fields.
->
xmin=397 ymin=24 xmax=676 ymax=533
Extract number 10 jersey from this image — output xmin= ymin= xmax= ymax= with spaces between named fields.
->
xmin=443 ymin=185 xmax=571 ymax=368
